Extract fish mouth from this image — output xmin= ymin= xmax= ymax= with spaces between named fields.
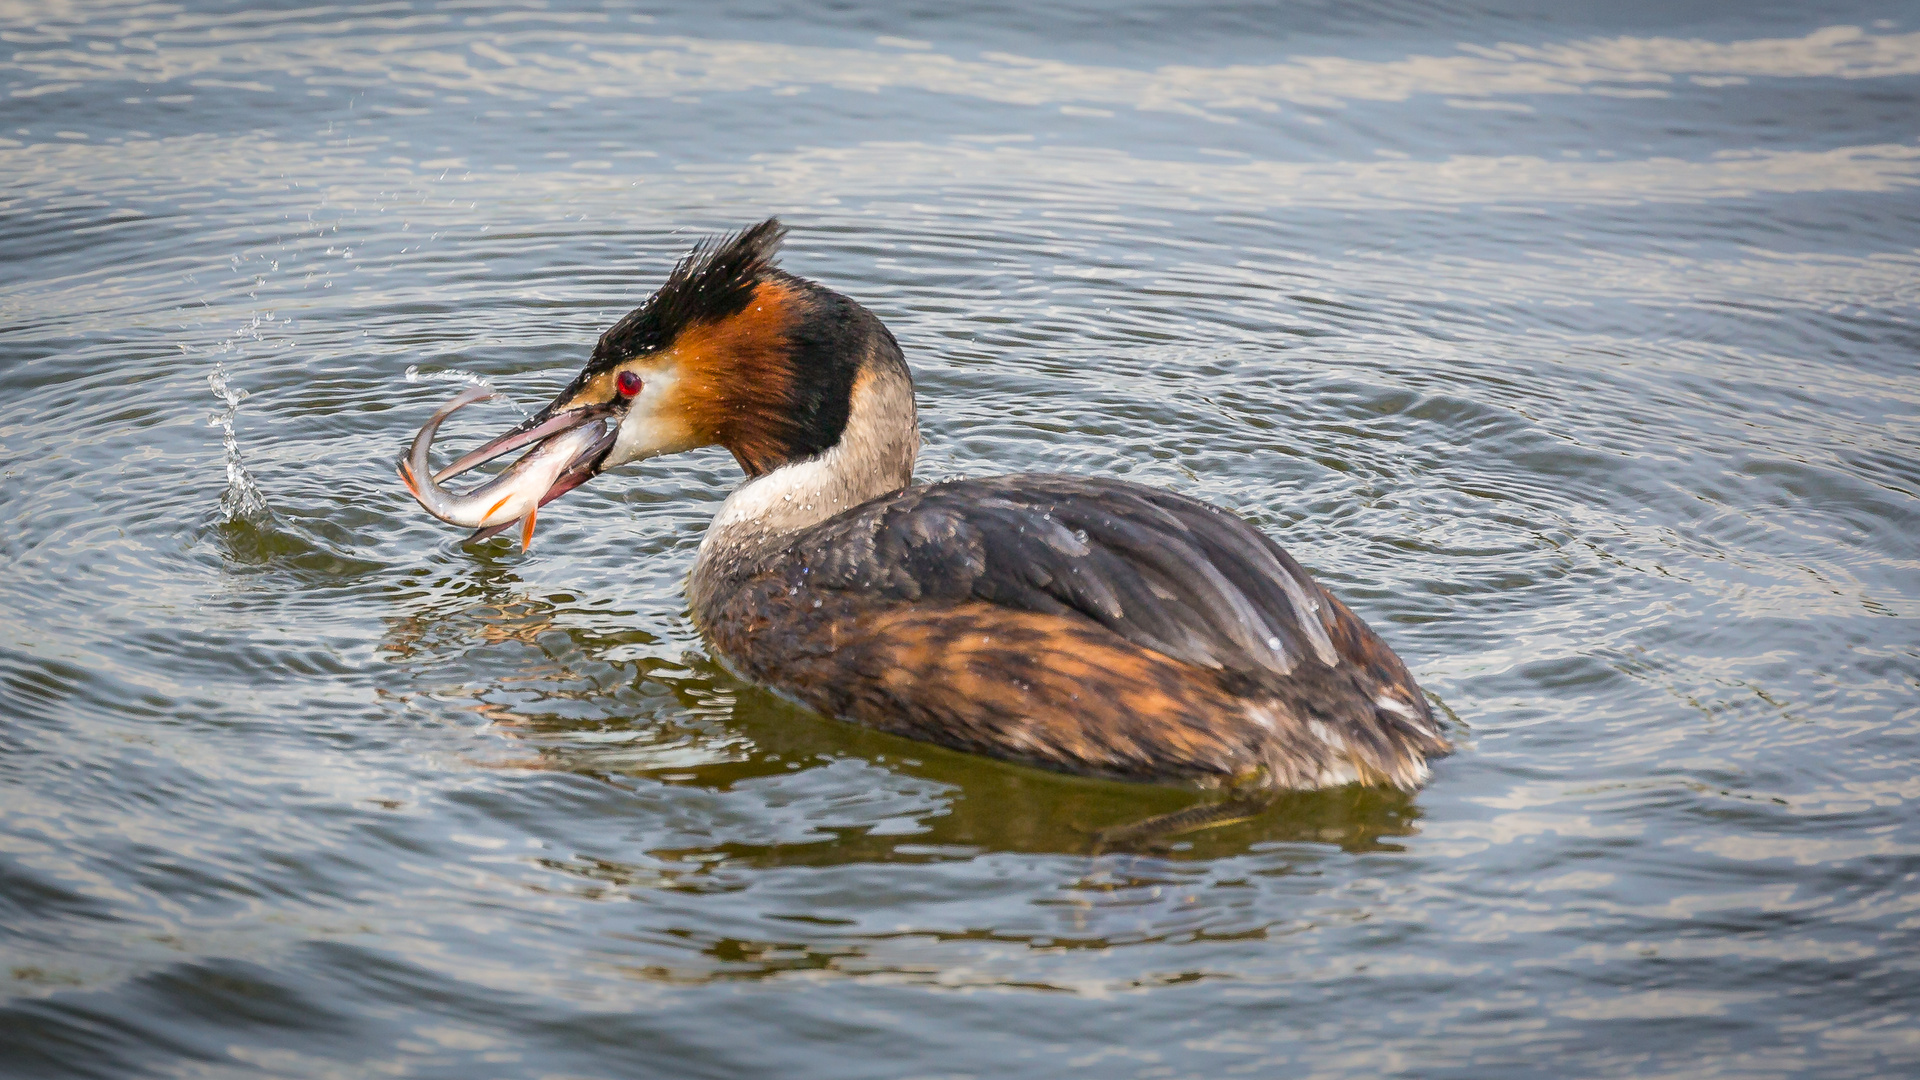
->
xmin=397 ymin=385 xmax=617 ymax=546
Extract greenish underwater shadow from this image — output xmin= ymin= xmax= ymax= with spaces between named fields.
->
xmin=376 ymin=564 xmax=1435 ymax=864
xmin=714 ymin=679 xmax=1429 ymax=860
xmin=205 ymin=507 xmax=387 ymax=580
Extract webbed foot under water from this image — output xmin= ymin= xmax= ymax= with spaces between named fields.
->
xmin=397 ymin=219 xmax=1450 ymax=791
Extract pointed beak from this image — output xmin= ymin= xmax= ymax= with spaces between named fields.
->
xmin=458 ymin=404 xmax=618 ymax=544
xmin=431 ymin=399 xmax=615 ymax=484
xmin=397 ymin=387 xmax=619 ymax=546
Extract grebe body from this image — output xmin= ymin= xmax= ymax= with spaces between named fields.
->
xmin=405 ymin=220 xmax=1449 ymax=792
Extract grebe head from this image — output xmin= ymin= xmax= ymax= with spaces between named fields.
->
xmin=433 ymin=218 xmax=918 ymax=538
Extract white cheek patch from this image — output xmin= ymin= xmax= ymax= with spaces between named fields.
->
xmin=608 ymin=366 xmax=696 ymax=466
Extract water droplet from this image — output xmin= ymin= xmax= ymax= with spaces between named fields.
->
xmin=205 ymin=362 xmax=269 ymax=522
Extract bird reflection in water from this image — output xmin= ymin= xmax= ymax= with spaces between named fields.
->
xmin=377 ymin=574 xmax=750 ymax=777
xmin=378 ymin=579 xmax=1426 ymax=862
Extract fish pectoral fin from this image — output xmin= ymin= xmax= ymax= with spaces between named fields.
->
xmin=520 ymin=507 xmax=537 ymax=551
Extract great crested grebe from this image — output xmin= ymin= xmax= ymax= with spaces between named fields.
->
xmin=401 ymin=219 xmax=1450 ymax=792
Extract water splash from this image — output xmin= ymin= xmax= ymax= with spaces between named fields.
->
xmin=207 ymin=362 xmax=270 ymax=521
xmin=405 ymin=364 xmax=528 ymax=417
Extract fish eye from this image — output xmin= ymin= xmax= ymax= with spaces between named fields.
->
xmin=616 ymin=370 xmax=642 ymax=397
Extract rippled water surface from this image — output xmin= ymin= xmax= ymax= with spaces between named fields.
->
xmin=4 ymin=1 xmax=1919 ymax=1076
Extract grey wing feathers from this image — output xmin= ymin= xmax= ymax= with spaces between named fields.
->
xmin=788 ymin=474 xmax=1342 ymax=677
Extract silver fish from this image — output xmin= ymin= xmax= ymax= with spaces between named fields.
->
xmin=398 ymin=385 xmax=610 ymax=549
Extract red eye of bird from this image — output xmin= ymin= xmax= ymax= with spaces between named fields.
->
xmin=616 ymin=370 xmax=642 ymax=397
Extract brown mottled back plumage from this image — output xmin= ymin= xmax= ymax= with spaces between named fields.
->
xmin=499 ymin=218 xmax=1450 ymax=792
xmin=694 ymin=474 xmax=1448 ymax=791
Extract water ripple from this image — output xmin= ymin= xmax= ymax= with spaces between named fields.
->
xmin=2 ymin=2 xmax=1917 ymax=1077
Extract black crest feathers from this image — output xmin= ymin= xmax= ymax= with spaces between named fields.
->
xmin=589 ymin=218 xmax=787 ymax=370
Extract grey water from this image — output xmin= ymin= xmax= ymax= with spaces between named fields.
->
xmin=3 ymin=1 xmax=1918 ymax=1076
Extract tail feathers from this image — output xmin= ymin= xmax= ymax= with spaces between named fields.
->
xmin=1243 ymin=674 xmax=1450 ymax=793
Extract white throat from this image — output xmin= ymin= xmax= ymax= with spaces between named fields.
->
xmin=690 ymin=360 xmax=918 ymax=609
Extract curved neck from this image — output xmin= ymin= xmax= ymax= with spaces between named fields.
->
xmin=688 ymin=352 xmax=918 ymax=617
